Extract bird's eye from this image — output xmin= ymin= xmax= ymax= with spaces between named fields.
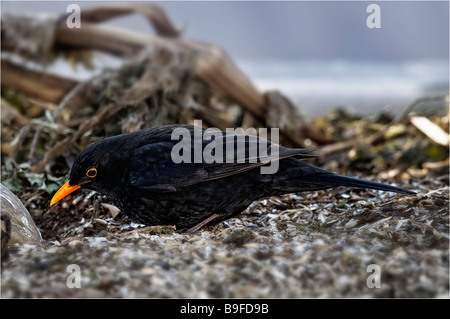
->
xmin=86 ymin=168 xmax=97 ymax=178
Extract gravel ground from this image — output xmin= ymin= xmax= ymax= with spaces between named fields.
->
xmin=1 ymin=176 xmax=448 ymax=298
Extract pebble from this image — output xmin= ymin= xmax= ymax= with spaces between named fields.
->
xmin=345 ymin=219 xmax=358 ymax=229
xmin=68 ymin=240 xmax=83 ymax=249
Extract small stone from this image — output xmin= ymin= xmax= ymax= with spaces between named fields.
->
xmin=222 ymin=228 xmax=254 ymax=246
xmin=345 ymin=219 xmax=358 ymax=229
xmin=141 ymin=267 xmax=155 ymax=275
xmin=68 ymin=240 xmax=83 ymax=249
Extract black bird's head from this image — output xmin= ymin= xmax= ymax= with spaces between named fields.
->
xmin=50 ymin=136 xmax=131 ymax=206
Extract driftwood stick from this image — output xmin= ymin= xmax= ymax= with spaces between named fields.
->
xmin=192 ymin=108 xmax=233 ymax=131
xmin=55 ymin=22 xmax=267 ymax=119
xmin=55 ymin=22 xmax=148 ymax=56
xmin=78 ymin=4 xmax=180 ymax=37
xmin=2 ymin=7 xmax=330 ymax=148
xmin=55 ymin=23 xmax=320 ymax=146
xmin=191 ymin=44 xmax=266 ymax=119
xmin=1 ymin=60 xmax=82 ymax=105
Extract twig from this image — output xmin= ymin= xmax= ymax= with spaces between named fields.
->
xmin=1 ymin=60 xmax=83 ymax=105
xmin=53 ymin=80 xmax=87 ymax=120
xmin=10 ymin=125 xmax=31 ymax=160
xmin=30 ymin=119 xmax=75 ymax=134
xmin=317 ymin=139 xmax=357 ymax=156
xmin=27 ymin=127 xmax=41 ymax=164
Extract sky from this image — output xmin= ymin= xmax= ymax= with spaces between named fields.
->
xmin=2 ymin=0 xmax=449 ymax=62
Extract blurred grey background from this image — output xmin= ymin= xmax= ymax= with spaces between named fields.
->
xmin=2 ymin=0 xmax=449 ymax=117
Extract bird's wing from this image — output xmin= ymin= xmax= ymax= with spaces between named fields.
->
xmin=129 ymin=132 xmax=314 ymax=193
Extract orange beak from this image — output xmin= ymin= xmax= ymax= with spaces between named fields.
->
xmin=50 ymin=180 xmax=81 ymax=206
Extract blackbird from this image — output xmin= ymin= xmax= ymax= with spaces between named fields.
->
xmin=51 ymin=124 xmax=414 ymax=231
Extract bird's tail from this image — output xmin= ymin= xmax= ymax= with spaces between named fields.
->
xmin=312 ymin=172 xmax=415 ymax=195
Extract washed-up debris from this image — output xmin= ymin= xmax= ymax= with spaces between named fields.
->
xmin=0 ymin=183 xmax=43 ymax=245
xmin=410 ymin=116 xmax=450 ymax=147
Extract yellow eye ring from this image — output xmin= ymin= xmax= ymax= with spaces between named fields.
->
xmin=86 ymin=168 xmax=97 ymax=178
